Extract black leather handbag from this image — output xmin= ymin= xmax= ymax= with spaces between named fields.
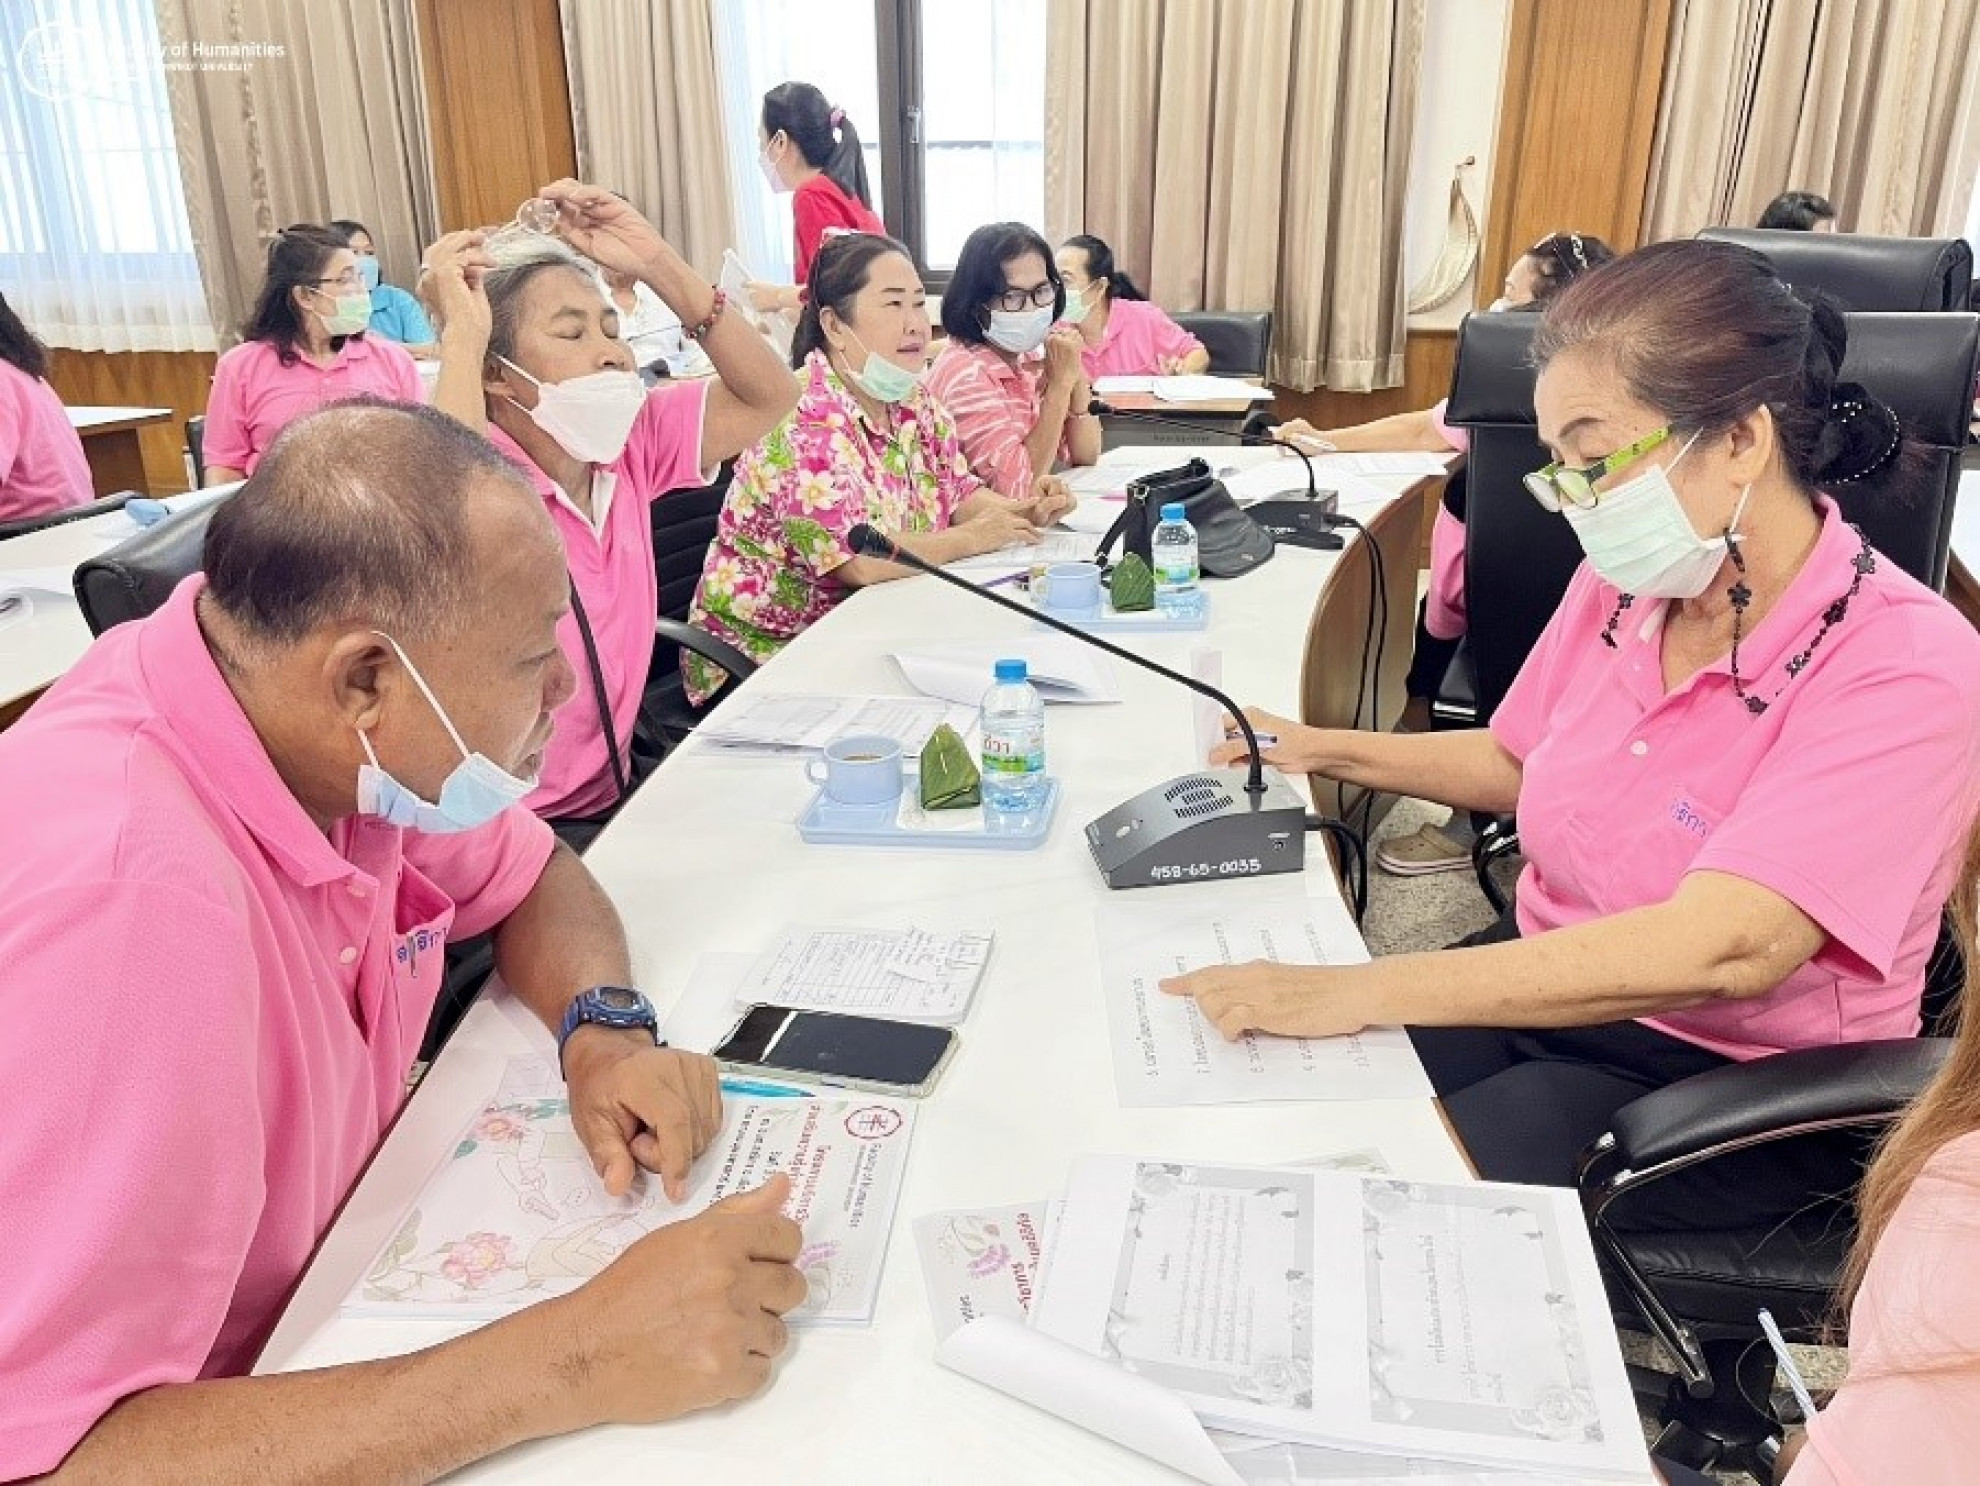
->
xmin=1093 ymin=458 xmax=1275 ymax=577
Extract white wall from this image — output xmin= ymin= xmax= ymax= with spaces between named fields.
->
xmin=1402 ymin=0 xmax=1513 ymax=331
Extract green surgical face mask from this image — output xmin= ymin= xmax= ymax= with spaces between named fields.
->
xmin=1059 ymin=287 xmax=1091 ymax=324
xmin=842 ymin=329 xmax=922 ymax=404
xmin=313 ymin=288 xmax=372 ymax=336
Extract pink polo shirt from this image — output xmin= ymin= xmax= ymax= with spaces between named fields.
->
xmin=203 ymin=334 xmax=423 ymax=475
xmin=0 ymin=576 xmax=555 ymax=1478
xmin=485 ymin=380 xmax=708 ymax=821
xmin=1076 ymin=297 xmax=1205 ymax=381
xmin=1787 ymin=1128 xmax=1980 ymax=1485
xmin=924 ymin=338 xmax=1073 ymax=498
xmin=1491 ymin=498 xmax=1980 ymax=1061
xmin=0 ymin=359 xmax=93 ymax=519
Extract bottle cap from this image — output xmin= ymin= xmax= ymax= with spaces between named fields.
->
xmin=993 ymin=658 xmax=1027 ymax=683
xmin=1160 ymin=502 xmax=1187 ymax=521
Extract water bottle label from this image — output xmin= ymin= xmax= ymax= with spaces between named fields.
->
xmin=1158 ymin=560 xmax=1198 ymax=584
xmin=982 ymin=733 xmax=1044 ymax=775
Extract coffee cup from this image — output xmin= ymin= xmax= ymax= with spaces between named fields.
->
xmin=805 ymin=733 xmax=904 ymax=805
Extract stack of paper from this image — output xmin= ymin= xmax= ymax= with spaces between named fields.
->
xmin=344 ymin=1056 xmax=913 ymax=1327
xmin=742 ymin=925 xmax=995 ymax=1024
xmin=892 ymin=637 xmax=1122 ymax=706
xmin=944 ymin=530 xmax=1094 ymax=575
xmin=923 ymin=1156 xmax=1655 ymax=1485
xmin=1153 ymin=375 xmax=1274 ymax=404
xmin=695 ymin=692 xmax=978 ymax=754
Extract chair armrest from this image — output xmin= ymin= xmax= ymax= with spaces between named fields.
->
xmin=1600 ymin=1038 xmax=1948 ymax=1175
xmin=654 ymin=617 xmax=758 ymax=684
xmin=0 ymin=490 xmax=135 ymax=540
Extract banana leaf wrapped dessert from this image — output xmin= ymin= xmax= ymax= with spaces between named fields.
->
xmin=918 ymin=722 xmax=982 ymax=809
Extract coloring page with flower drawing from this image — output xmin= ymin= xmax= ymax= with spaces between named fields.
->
xmin=344 ymin=1057 xmax=914 ymax=1325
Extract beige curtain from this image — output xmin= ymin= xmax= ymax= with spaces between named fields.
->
xmin=1645 ymin=0 xmax=1980 ymax=240
xmin=156 ymin=0 xmax=440 ymax=348
xmin=1046 ymin=0 xmax=1424 ymax=393
xmin=559 ymin=0 xmax=738 ymax=279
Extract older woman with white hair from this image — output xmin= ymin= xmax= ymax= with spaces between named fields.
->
xmin=422 ymin=183 xmax=798 ymax=830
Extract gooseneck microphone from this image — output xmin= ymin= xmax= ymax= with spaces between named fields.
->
xmin=847 ymin=522 xmax=1311 ymax=890
xmin=1086 ymin=398 xmax=1331 ymax=510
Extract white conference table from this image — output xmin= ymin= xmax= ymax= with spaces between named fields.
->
xmin=259 ymin=452 xmax=1474 ymax=1483
xmin=0 ymin=486 xmax=239 ymax=720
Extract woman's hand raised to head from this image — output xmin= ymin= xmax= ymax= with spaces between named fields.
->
xmin=419 ymin=230 xmax=494 ymax=343
xmin=536 ymin=180 xmax=671 ymax=282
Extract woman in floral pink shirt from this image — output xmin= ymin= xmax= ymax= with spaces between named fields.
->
xmin=685 ymin=234 xmax=1074 ymax=704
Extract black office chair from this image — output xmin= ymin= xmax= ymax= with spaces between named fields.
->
xmin=185 ymin=414 xmax=206 ymax=489
xmin=74 ymin=498 xmax=223 ymax=633
xmin=1696 ymin=228 xmax=1974 ymax=312
xmin=0 ymin=490 xmax=137 ymax=542
xmin=1170 ymin=311 xmax=1273 ymax=378
xmin=643 ymin=462 xmax=757 ymax=751
xmin=1581 ymin=915 xmax=1966 ymax=1479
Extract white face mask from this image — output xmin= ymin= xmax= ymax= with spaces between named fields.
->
xmin=1561 ymin=432 xmax=1753 ymax=599
xmin=759 ymin=137 xmax=791 ymax=195
xmin=499 ymin=356 xmax=647 ymax=465
xmin=354 ymin=633 xmax=536 ymax=834
xmin=985 ymin=305 xmax=1053 ymax=354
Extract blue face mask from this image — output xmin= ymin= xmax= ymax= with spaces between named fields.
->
xmin=356 ymin=255 xmax=382 ymax=291
xmin=354 ymin=633 xmax=536 ymax=833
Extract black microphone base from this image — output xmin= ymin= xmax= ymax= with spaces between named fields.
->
xmin=1084 ymin=766 xmax=1309 ymax=889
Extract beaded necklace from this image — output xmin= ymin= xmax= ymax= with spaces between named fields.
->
xmin=1596 ymin=524 xmax=1877 ymax=716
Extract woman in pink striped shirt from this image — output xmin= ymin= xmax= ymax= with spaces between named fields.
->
xmin=924 ymin=222 xmax=1100 ymax=496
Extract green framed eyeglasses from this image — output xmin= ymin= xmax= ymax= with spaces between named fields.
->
xmin=1525 ymin=426 xmax=1672 ymax=511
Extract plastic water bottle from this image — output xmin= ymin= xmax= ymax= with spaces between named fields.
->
xmin=1151 ymin=501 xmax=1203 ymax=619
xmin=980 ymin=658 xmax=1047 ymax=812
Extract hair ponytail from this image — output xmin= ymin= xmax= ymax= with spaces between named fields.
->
xmin=762 ymin=81 xmax=873 ymax=209
xmin=1060 ymin=233 xmax=1147 ymax=302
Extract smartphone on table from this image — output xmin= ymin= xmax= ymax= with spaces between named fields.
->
xmin=712 ymin=1004 xmax=959 ymax=1097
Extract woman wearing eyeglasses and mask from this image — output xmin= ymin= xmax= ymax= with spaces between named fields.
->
xmin=925 ymin=222 xmax=1102 ymax=498
xmin=1168 ymin=240 xmax=1980 ymax=1232
xmin=202 ymin=224 xmax=424 ymax=485
xmin=683 ymin=233 xmax=1074 ymax=705
xmin=421 ymin=182 xmax=798 ymax=829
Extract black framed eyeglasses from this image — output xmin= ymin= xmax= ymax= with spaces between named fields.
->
xmin=1524 ymin=426 xmax=1672 ymax=511
xmin=991 ymin=282 xmax=1057 ymax=313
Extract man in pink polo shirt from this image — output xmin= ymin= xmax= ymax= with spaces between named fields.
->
xmin=1165 ymin=241 xmax=1980 ymax=1232
xmin=0 ymin=401 xmax=805 ymax=1479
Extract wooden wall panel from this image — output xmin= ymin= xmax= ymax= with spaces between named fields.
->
xmin=1272 ymin=329 xmax=1458 ymax=433
xmin=46 ymin=349 xmax=216 ymax=496
xmin=1480 ymin=0 xmax=1674 ymax=289
xmin=416 ymin=0 xmax=578 ymax=232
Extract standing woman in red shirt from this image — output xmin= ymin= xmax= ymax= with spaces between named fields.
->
xmin=748 ymin=81 xmax=885 ymax=317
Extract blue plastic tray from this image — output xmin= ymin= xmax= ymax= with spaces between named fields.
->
xmin=796 ymin=778 xmax=1061 ymax=851
xmin=1032 ymin=595 xmax=1210 ymax=633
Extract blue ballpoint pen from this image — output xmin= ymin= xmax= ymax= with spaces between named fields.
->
xmin=719 ymin=1076 xmax=815 ymax=1099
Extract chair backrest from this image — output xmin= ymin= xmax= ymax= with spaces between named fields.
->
xmin=1443 ymin=313 xmax=1577 ymax=721
xmin=75 ymin=500 xmax=221 ymax=635
xmin=185 ymin=414 xmax=206 ymax=489
xmin=1170 ymin=311 xmax=1273 ymax=377
xmin=0 ymin=490 xmax=133 ymax=542
xmin=1695 ymin=228 xmax=1974 ymax=312
xmin=651 ymin=461 xmax=734 ymax=622
xmin=1443 ymin=309 xmax=1980 ymax=722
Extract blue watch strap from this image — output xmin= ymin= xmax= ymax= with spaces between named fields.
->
xmin=557 ymin=986 xmax=661 ymax=1077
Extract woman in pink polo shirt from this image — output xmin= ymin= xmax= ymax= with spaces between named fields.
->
xmin=423 ymin=182 xmax=797 ymax=830
xmin=1168 ymin=240 xmax=1980 ymax=1232
xmin=1054 ymin=234 xmax=1208 ymax=379
xmin=0 ymin=291 xmax=93 ymax=522
xmin=202 ymin=225 xmax=424 ymax=483
xmin=925 ymin=222 xmax=1101 ymax=498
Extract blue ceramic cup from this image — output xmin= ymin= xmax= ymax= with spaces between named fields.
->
xmin=805 ymin=733 xmax=904 ymax=805
xmin=1042 ymin=561 xmax=1103 ymax=614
